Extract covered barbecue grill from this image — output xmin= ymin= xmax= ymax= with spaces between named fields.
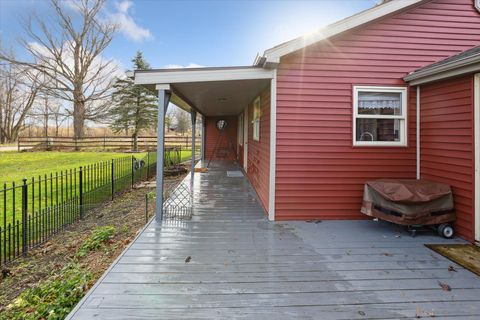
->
xmin=361 ymin=179 xmax=455 ymax=238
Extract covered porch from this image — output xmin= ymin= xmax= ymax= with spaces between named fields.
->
xmin=133 ymin=66 xmax=275 ymax=222
xmin=67 ymin=160 xmax=480 ymax=319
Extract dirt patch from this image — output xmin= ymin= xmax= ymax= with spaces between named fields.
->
xmin=0 ymin=173 xmax=186 ymax=312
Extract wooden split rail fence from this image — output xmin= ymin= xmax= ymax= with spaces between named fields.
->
xmin=18 ymin=136 xmax=201 ymax=151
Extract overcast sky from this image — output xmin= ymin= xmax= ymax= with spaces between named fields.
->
xmin=0 ymin=0 xmax=377 ymax=71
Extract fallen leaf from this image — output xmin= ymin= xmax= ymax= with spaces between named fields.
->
xmin=448 ymin=265 xmax=457 ymax=272
xmin=415 ymin=306 xmax=422 ymax=318
xmin=438 ymin=281 xmax=451 ymax=291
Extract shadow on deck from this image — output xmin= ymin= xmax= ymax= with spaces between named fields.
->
xmin=67 ymin=160 xmax=480 ymax=319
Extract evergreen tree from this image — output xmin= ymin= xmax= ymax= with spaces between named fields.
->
xmin=110 ymin=51 xmax=157 ymax=151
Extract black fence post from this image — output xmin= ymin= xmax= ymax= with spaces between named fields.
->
xmin=79 ymin=166 xmax=84 ymax=219
xmin=145 ymin=194 xmax=148 ymax=223
xmin=111 ymin=159 xmax=115 ymax=201
xmin=131 ymin=155 xmax=135 ymax=188
xmin=21 ymin=178 xmax=28 ymax=256
xmin=146 ymin=152 xmax=150 ymax=178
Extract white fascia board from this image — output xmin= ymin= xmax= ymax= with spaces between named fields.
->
xmin=263 ymin=0 xmax=424 ymax=63
xmin=405 ymin=60 xmax=480 ymax=85
xmin=134 ymin=67 xmax=274 ymax=85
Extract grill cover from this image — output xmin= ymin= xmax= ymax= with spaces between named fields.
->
xmin=361 ymin=179 xmax=455 ymax=226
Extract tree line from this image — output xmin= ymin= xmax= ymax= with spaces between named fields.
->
xmin=0 ymin=0 xmax=192 ymax=148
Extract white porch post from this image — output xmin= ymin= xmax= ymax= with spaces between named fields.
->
xmin=201 ymin=115 xmax=206 ymax=160
xmin=156 ymin=84 xmax=171 ymax=222
xmin=190 ymin=111 xmax=197 ymax=188
xmin=268 ymin=69 xmax=277 ymax=221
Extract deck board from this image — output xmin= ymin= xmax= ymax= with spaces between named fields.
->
xmin=67 ymin=160 xmax=480 ymax=319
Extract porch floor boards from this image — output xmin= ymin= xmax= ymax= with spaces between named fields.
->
xmin=67 ymin=160 xmax=480 ymax=319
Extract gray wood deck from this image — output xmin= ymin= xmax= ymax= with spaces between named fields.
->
xmin=67 ymin=160 xmax=480 ymax=319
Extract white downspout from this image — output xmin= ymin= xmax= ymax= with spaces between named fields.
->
xmin=474 ymin=74 xmax=480 ymax=243
xmin=416 ymin=85 xmax=421 ymax=180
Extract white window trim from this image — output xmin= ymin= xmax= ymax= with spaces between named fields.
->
xmin=238 ymin=113 xmax=244 ymax=146
xmin=253 ymin=96 xmax=261 ymax=141
xmin=353 ymin=86 xmax=408 ymax=147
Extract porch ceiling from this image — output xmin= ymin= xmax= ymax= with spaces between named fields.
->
xmin=172 ymin=79 xmax=270 ymax=117
xmin=133 ymin=66 xmax=273 ymax=117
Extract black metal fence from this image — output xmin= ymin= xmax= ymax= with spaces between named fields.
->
xmin=0 ymin=149 xmax=180 ymax=266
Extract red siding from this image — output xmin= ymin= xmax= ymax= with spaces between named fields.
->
xmin=275 ymin=0 xmax=480 ymax=222
xmin=204 ymin=116 xmax=238 ymax=161
xmin=420 ymin=75 xmax=475 ymax=242
xmin=246 ymin=86 xmax=271 ymax=213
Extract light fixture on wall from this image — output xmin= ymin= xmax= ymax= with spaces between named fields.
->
xmin=216 ymin=120 xmax=227 ymax=131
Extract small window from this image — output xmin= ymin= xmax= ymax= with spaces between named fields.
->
xmin=253 ymin=97 xmax=261 ymax=141
xmin=353 ymin=86 xmax=407 ymax=146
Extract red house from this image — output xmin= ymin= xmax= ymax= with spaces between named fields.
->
xmin=133 ymin=0 xmax=480 ymax=242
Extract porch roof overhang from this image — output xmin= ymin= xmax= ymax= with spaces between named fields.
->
xmin=133 ymin=66 xmax=274 ymax=116
xmin=404 ymin=46 xmax=480 ymax=86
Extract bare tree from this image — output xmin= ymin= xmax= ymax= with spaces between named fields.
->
xmin=0 ymin=59 xmax=43 ymax=143
xmin=173 ymin=107 xmax=191 ymax=136
xmin=0 ymin=0 xmax=117 ymax=142
xmin=165 ymin=106 xmax=174 ymax=133
xmin=49 ymin=103 xmax=68 ymax=137
xmin=31 ymin=94 xmax=67 ymax=137
xmin=31 ymin=94 xmax=50 ymax=138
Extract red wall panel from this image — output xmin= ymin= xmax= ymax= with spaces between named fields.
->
xmin=204 ymin=116 xmax=238 ymax=161
xmin=275 ymin=0 xmax=480 ymax=223
xmin=246 ymin=86 xmax=271 ymax=214
xmin=420 ymin=75 xmax=475 ymax=242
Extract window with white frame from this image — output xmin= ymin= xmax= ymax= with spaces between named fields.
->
xmin=253 ymin=97 xmax=261 ymax=141
xmin=353 ymin=86 xmax=407 ymax=146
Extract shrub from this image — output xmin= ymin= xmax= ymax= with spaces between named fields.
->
xmin=2 ymin=263 xmax=92 ymax=320
xmin=77 ymin=226 xmax=116 ymax=257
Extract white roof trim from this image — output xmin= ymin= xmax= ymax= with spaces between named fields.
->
xmin=261 ymin=0 xmax=425 ymax=65
xmin=404 ymin=54 xmax=480 ymax=85
xmin=134 ymin=66 xmax=274 ymax=85
xmin=406 ymin=63 xmax=480 ymax=85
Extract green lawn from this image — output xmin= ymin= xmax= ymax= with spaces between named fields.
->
xmin=0 ymin=152 xmax=144 ymax=184
xmin=0 ymin=149 xmax=194 ymax=262
xmin=0 ymin=150 xmax=192 ymax=184
xmin=0 ymin=150 xmax=192 ymax=225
